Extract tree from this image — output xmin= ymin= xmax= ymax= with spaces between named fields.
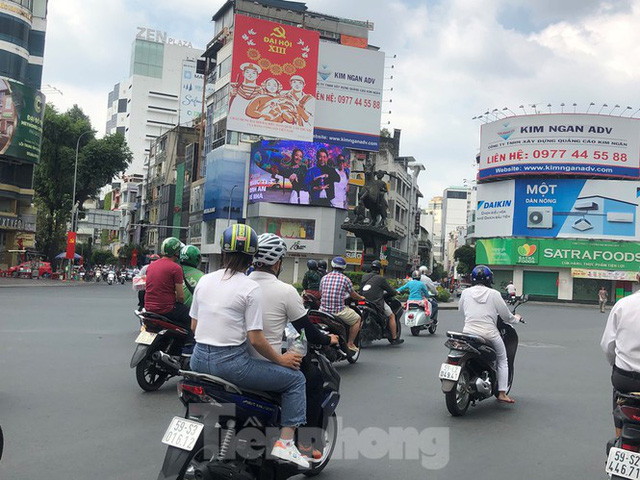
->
xmin=91 ymin=249 xmax=116 ymax=266
xmin=34 ymin=104 xmax=132 ymax=261
xmin=118 ymin=243 xmax=149 ymax=267
xmin=431 ymin=262 xmax=446 ymax=282
xmin=454 ymin=245 xmax=476 ymax=276
xmin=380 ymin=128 xmax=391 ymax=138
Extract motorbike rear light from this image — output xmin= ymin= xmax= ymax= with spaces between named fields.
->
xmin=357 ymin=301 xmax=366 ymax=305
xmin=181 ymin=384 xmax=204 ymax=396
xmin=408 ymin=314 xmax=414 ymax=319
xmin=623 ymin=444 xmax=640 ymax=452
xmin=620 ymin=406 xmax=640 ymax=422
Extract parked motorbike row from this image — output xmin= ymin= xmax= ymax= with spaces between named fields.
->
xmin=93 ymin=268 xmax=130 ymax=285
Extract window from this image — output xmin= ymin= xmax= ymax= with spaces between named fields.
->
xmin=131 ymin=40 xmax=164 ymax=79
xmin=26 ymin=63 xmax=42 ymax=89
xmin=0 ymin=50 xmax=28 ymax=84
xmin=446 ymin=190 xmax=467 ymax=199
xmin=28 ymin=29 xmax=45 ymax=56
xmin=217 ymin=56 xmax=231 ymax=79
xmin=0 ymin=14 xmax=29 ymax=49
xmin=116 ymin=126 xmax=125 ymax=136
xmin=117 ymin=98 xmax=127 ymax=113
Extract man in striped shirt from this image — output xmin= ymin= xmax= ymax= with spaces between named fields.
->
xmin=320 ymin=256 xmax=366 ymax=354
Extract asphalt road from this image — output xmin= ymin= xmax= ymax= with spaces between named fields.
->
xmin=0 ymin=284 xmax=613 ymax=479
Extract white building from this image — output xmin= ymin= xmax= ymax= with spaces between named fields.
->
xmin=425 ymin=196 xmax=443 ymax=264
xmin=105 ymin=29 xmax=205 ymax=176
xmin=441 ymin=186 xmax=470 ymax=272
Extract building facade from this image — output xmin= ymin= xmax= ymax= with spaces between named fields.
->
xmin=0 ymin=0 xmax=47 ymax=269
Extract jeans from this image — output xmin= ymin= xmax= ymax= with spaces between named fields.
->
xmin=191 ymin=342 xmax=306 ymax=427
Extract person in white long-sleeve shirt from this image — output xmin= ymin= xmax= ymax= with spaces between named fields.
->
xmin=600 ymin=288 xmax=640 ymax=436
xmin=459 ymin=265 xmax=521 ymax=404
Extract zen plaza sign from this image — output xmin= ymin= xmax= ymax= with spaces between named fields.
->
xmin=136 ymin=27 xmax=193 ymax=48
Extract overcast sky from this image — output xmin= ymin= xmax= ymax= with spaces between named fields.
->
xmin=42 ymin=0 xmax=640 ymax=204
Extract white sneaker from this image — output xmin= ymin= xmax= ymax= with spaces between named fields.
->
xmin=271 ymin=440 xmax=310 ymax=469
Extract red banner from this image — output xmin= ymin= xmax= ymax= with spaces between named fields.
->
xmin=66 ymin=231 xmax=77 ymax=259
xmin=130 ymin=249 xmax=138 ymax=267
xmin=228 ymin=14 xmax=319 ymax=142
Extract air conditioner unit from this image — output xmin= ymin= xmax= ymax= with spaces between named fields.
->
xmin=574 ymin=199 xmax=598 ymax=211
xmin=607 ymin=212 xmax=634 ymax=223
xmin=527 ymin=206 xmax=553 ymax=229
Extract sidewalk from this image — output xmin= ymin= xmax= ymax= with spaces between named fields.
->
xmin=0 ymin=277 xmax=98 ymax=288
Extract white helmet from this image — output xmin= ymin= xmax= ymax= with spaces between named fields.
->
xmin=419 ymin=265 xmax=428 ymax=274
xmin=254 ymin=233 xmax=287 ymax=266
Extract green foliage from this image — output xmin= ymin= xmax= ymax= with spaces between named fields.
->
xmin=454 ymin=245 xmax=476 ymax=276
xmin=344 ymin=270 xmax=365 ymax=288
xmin=431 ymin=262 xmax=446 ymax=282
xmin=380 ymin=128 xmax=392 ymax=138
xmin=34 ymin=104 xmax=132 ymax=261
xmin=292 ymin=282 xmax=303 ymax=294
xmin=436 ymin=286 xmax=451 ymax=302
xmin=388 ymin=278 xmax=409 ymax=289
xmin=91 ymin=249 xmax=116 ymax=265
xmin=103 ymin=191 xmax=112 ymax=211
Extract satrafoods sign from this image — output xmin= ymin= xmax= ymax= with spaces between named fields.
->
xmin=479 ymin=114 xmax=640 ymax=180
xmin=476 ymin=237 xmax=640 ymax=271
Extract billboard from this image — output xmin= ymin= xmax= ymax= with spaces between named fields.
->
xmin=180 ymin=60 xmax=215 ymax=125
xmin=227 ymin=14 xmax=319 ymax=142
xmin=249 ymin=140 xmax=350 ymax=209
xmin=479 ymin=114 xmax=640 ymax=180
xmin=203 ymin=147 xmax=247 ymax=222
xmin=476 ymin=237 xmax=640 ymax=271
xmin=475 ymin=179 xmax=640 ymax=241
xmin=0 ymin=78 xmax=45 ymax=163
xmin=313 ymin=42 xmax=385 ymax=151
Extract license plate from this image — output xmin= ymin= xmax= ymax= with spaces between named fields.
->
xmin=161 ymin=416 xmax=204 ymax=451
xmin=606 ymin=447 xmax=640 ymax=479
xmin=135 ymin=330 xmax=157 ymax=345
xmin=439 ymin=363 xmax=462 ymax=381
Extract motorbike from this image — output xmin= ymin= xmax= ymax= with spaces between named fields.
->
xmin=107 ymin=271 xmax=115 ymax=285
xmin=302 ymin=292 xmax=321 ymax=310
xmin=606 ymin=392 xmax=640 ymax=479
xmin=130 ymin=311 xmax=193 ymax=391
xmin=439 ymin=295 xmax=528 ymax=416
xmin=403 ymin=298 xmax=438 ymax=336
xmin=155 ymin=336 xmax=341 ymax=479
xmin=308 ymin=303 xmax=363 ymax=364
xmin=356 ymin=293 xmax=404 ymax=346
xmin=95 ymin=270 xmax=102 ymax=282
xmin=119 ymin=272 xmax=127 ymax=285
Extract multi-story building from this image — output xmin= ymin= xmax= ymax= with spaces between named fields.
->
xmin=0 ymin=0 xmax=48 ymax=269
xmin=105 ymin=28 xmax=206 ymax=177
xmin=441 ymin=186 xmax=470 ymax=273
xmin=424 ymin=196 xmax=443 ymax=265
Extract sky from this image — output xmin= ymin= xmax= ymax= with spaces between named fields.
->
xmin=42 ymin=0 xmax=640 ymax=205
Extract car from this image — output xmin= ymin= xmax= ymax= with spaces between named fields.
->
xmin=7 ymin=261 xmax=52 ymax=278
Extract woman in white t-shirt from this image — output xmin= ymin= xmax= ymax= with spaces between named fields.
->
xmin=189 ymin=224 xmax=309 ymax=469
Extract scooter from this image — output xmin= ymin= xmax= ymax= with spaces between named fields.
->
xmin=606 ymin=392 xmax=640 ymax=479
xmin=155 ymin=334 xmax=341 ymax=479
xmin=308 ymin=303 xmax=363 ymax=364
xmin=119 ymin=271 xmax=127 ymax=284
xmin=439 ymin=295 xmax=528 ymax=416
xmin=107 ymin=271 xmax=115 ymax=285
xmin=357 ymin=294 xmax=404 ymax=346
xmin=95 ymin=270 xmax=102 ymax=282
xmin=130 ymin=311 xmax=192 ymax=391
xmin=403 ymin=298 xmax=438 ymax=336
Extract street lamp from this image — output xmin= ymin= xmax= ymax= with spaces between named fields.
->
xmin=72 ymin=130 xmax=93 ymax=231
xmin=222 ymin=184 xmax=238 ymax=226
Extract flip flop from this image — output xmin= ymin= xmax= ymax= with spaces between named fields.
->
xmin=497 ymin=397 xmax=516 ymax=404
xmin=348 ymin=346 xmax=360 ymax=354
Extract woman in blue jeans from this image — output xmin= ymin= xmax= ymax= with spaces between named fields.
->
xmin=189 ymin=224 xmax=309 ymax=469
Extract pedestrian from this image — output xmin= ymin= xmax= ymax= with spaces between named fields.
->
xmin=598 ymin=286 xmax=609 ymax=313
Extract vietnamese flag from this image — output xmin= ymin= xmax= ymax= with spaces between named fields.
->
xmin=66 ymin=231 xmax=77 ymax=259
xmin=131 ymin=249 xmax=138 ymax=267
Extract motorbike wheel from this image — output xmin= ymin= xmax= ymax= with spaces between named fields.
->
xmin=387 ymin=314 xmax=402 ymax=343
xmin=428 ymin=323 xmax=437 ymax=335
xmin=346 ymin=333 xmax=361 ymax=364
xmin=304 ymin=413 xmax=338 ymax=477
xmin=445 ymin=369 xmax=471 ymax=416
xmin=410 ymin=326 xmax=421 ymax=337
xmin=135 ymin=355 xmax=168 ymax=391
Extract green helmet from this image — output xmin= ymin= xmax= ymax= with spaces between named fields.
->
xmin=180 ymin=245 xmax=201 ymax=267
xmin=160 ymin=237 xmax=182 ymax=257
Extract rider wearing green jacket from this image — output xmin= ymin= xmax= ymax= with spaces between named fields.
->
xmin=179 ymin=245 xmax=204 ymax=308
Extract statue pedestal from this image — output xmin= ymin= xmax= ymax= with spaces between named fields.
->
xmin=342 ymin=222 xmax=400 ymax=270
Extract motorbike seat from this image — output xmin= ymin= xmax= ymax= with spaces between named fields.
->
xmin=446 ymin=331 xmax=489 ymax=345
xmin=142 ymin=311 xmax=191 ymax=332
xmin=182 ymin=371 xmax=281 ymax=404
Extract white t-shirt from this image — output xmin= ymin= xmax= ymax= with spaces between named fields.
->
xmin=506 ymin=283 xmax=516 ymax=295
xmin=601 ymin=291 xmax=640 ymax=372
xmin=248 ymin=270 xmax=307 ymax=358
xmin=190 ymin=269 xmax=263 ymax=346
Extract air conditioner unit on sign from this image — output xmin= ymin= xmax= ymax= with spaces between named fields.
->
xmin=527 ymin=206 xmax=553 ymax=229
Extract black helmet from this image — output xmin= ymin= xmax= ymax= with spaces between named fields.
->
xmin=471 ymin=265 xmax=494 ymax=286
xmin=318 ymin=259 xmax=327 ymax=270
xmin=371 ymin=260 xmax=382 ymax=272
xmin=307 ymin=259 xmax=318 ymax=270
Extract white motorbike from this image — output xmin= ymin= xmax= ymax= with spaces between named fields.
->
xmin=107 ymin=271 xmax=115 ymax=285
xmin=402 ymin=299 xmax=437 ymax=336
